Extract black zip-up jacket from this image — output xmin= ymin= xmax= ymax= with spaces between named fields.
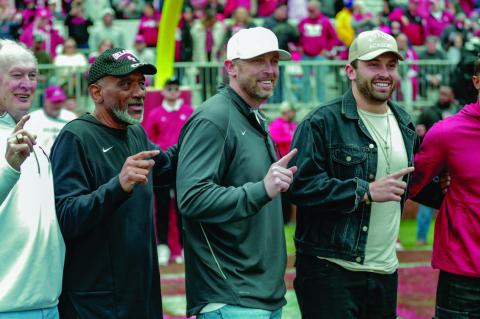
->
xmin=51 ymin=114 xmax=176 ymax=319
xmin=288 ymin=89 xmax=419 ymax=263
xmin=176 ymin=86 xmax=287 ymax=316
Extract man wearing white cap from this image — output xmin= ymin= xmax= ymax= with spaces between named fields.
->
xmin=176 ymin=27 xmax=297 ymax=318
xmin=288 ymin=29 xmax=419 ymax=318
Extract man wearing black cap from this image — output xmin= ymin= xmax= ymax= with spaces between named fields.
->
xmin=50 ymin=48 xmax=176 ymax=319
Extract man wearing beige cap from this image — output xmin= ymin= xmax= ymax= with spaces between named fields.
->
xmin=288 ymin=29 xmax=419 ymax=318
xmin=176 ymin=27 xmax=297 ymax=318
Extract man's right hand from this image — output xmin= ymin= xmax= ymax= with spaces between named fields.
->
xmin=264 ymin=149 xmax=298 ymax=199
xmin=368 ymin=167 xmax=415 ymax=202
xmin=5 ymin=115 xmax=37 ymax=171
xmin=119 ymin=150 xmax=160 ymax=193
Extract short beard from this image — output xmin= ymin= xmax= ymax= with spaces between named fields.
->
xmin=112 ymin=106 xmax=142 ymax=125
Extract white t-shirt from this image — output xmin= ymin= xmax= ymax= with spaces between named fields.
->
xmin=25 ymin=109 xmax=77 ymax=156
xmin=322 ymin=107 xmax=408 ymax=274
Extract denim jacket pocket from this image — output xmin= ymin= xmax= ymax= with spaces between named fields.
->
xmin=330 ymin=145 xmax=367 ymax=180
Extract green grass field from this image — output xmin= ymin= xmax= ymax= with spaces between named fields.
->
xmin=284 ymin=218 xmax=435 ymax=255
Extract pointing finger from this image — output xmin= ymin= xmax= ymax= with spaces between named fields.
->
xmin=389 ymin=167 xmax=414 ymax=180
xmin=276 ymin=148 xmax=297 ymax=168
xmin=131 ymin=150 xmax=160 ymax=160
xmin=13 ymin=115 xmax=30 ymax=133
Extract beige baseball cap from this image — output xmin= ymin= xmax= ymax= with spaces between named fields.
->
xmin=348 ymin=30 xmax=403 ymax=63
xmin=227 ymin=27 xmax=291 ymax=61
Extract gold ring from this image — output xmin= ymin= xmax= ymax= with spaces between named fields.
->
xmin=16 ymin=133 xmax=23 ymax=143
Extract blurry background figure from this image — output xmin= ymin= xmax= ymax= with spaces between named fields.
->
xmin=88 ymin=7 xmax=125 ymax=51
xmin=53 ymin=37 xmax=88 ymax=89
xmin=25 ymin=85 xmax=77 ymax=156
xmin=191 ymin=5 xmax=225 ymax=101
xmin=144 ymin=77 xmax=194 ymax=265
xmin=224 ymin=6 xmax=256 ymax=47
xmin=136 ymin=3 xmax=160 ymax=48
xmin=419 ymin=36 xmax=446 ymax=98
xmin=111 ymin=0 xmax=145 ymax=19
xmin=19 ymin=6 xmax=64 ymax=58
xmin=415 ymin=85 xmax=457 ymax=246
xmin=131 ymin=35 xmax=155 ymax=85
xmin=269 ymin=101 xmax=298 ymax=224
xmin=88 ymin=38 xmax=113 ymax=64
xmin=394 ymin=32 xmax=419 ymax=101
xmin=264 ymin=3 xmax=300 ymax=103
xmin=0 ymin=0 xmax=21 ymax=40
xmin=64 ymin=0 xmax=93 ymax=49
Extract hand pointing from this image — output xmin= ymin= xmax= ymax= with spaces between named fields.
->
xmin=263 ymin=148 xmax=298 ymax=199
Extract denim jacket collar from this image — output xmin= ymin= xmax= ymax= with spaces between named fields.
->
xmin=341 ymin=88 xmax=412 ymax=126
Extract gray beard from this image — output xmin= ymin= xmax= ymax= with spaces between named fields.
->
xmin=112 ymin=107 xmax=142 ymax=125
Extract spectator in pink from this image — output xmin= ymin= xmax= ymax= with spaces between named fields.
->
xmin=224 ymin=0 xmax=251 ymax=17
xmin=20 ymin=0 xmax=37 ymax=29
xmin=297 ymin=0 xmax=339 ymax=103
xmin=137 ymin=3 xmax=160 ymax=48
xmin=424 ymin=0 xmax=455 ymax=38
xmin=20 ymin=7 xmax=63 ymax=58
xmin=269 ymin=101 xmax=297 ymax=157
xmin=389 ymin=0 xmax=426 ymax=45
xmin=144 ymin=77 xmax=194 ymax=265
xmin=257 ymin=0 xmax=278 ymax=17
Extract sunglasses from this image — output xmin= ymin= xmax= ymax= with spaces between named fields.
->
xmin=165 ymin=86 xmax=179 ymax=92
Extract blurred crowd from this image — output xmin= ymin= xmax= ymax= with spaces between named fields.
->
xmin=0 ymin=0 xmax=479 ymax=105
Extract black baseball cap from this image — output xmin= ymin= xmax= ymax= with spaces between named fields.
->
xmin=88 ymin=48 xmax=157 ymax=85
xmin=164 ymin=76 xmax=180 ymax=86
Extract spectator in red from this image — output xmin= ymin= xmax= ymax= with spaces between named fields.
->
xmin=389 ymin=0 xmax=426 ymax=45
xmin=224 ymin=0 xmax=252 ymax=17
xmin=424 ymin=0 xmax=455 ymax=38
xmin=137 ymin=3 xmax=160 ymax=48
xmin=297 ymin=0 xmax=339 ymax=103
xmin=144 ymin=76 xmax=194 ymax=265
xmin=20 ymin=7 xmax=63 ymax=58
xmin=257 ymin=0 xmax=278 ymax=17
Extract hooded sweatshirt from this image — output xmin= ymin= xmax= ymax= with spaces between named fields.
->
xmin=410 ymin=100 xmax=480 ymax=277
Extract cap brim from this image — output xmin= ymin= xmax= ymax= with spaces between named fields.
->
xmin=110 ymin=63 xmax=157 ymax=77
xmin=356 ymin=49 xmax=404 ymax=62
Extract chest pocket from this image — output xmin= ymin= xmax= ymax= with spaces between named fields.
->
xmin=330 ymin=145 xmax=367 ymax=180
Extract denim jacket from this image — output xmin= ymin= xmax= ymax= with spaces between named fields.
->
xmin=288 ymin=89 xmax=419 ymax=264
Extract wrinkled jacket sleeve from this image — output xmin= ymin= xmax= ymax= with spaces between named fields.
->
xmin=51 ymin=131 xmax=131 ymax=240
xmin=288 ymin=118 xmax=369 ymax=213
xmin=176 ymin=119 xmax=271 ymax=224
xmin=152 ymin=143 xmax=177 ymax=187
xmin=410 ymin=122 xmax=446 ymax=198
xmin=0 ymin=160 xmax=20 ymax=205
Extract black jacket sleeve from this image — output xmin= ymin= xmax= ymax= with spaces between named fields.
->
xmin=51 ymin=131 xmax=131 ymax=240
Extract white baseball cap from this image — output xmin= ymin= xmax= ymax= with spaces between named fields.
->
xmin=227 ymin=27 xmax=291 ymax=61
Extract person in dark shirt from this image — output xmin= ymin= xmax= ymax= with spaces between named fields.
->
xmin=50 ymin=48 xmax=176 ymax=319
xmin=176 ymin=27 xmax=296 ymax=318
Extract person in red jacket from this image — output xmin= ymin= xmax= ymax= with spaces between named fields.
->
xmin=144 ymin=77 xmax=194 ymax=265
xmin=297 ymin=0 xmax=340 ymax=103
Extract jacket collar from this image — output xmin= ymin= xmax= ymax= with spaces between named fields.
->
xmin=223 ymin=86 xmax=268 ymax=132
xmin=341 ymin=88 xmax=411 ymax=126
